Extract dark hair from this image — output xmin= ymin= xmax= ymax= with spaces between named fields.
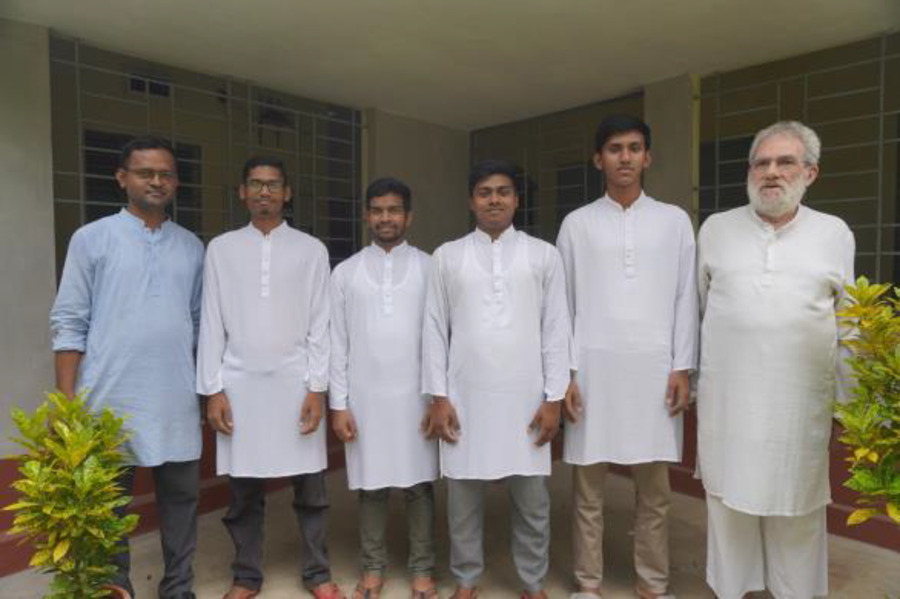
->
xmin=468 ymin=159 xmax=518 ymax=196
xmin=119 ymin=135 xmax=175 ymax=169
xmin=595 ymin=114 xmax=652 ymax=152
xmin=242 ymin=156 xmax=289 ymax=184
xmin=366 ymin=177 xmax=412 ymax=211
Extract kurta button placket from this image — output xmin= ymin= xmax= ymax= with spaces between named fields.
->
xmin=761 ymin=229 xmax=775 ymax=287
xmin=147 ymin=226 xmax=162 ymax=297
xmin=382 ymin=253 xmax=394 ymax=315
xmin=491 ymin=241 xmax=504 ymax=303
xmin=623 ymin=209 xmax=637 ymax=279
xmin=260 ymin=235 xmax=272 ymax=298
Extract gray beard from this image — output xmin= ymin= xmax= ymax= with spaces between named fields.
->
xmin=747 ymin=178 xmax=806 ymax=219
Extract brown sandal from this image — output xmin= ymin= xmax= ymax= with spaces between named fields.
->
xmin=352 ymin=580 xmax=384 ymax=599
xmin=411 ymin=586 xmax=440 ymax=599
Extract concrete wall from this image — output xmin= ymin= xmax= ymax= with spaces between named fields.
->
xmin=364 ymin=109 xmax=470 ymax=252
xmin=643 ymin=74 xmax=699 ymax=222
xmin=0 ymin=19 xmax=56 ymax=454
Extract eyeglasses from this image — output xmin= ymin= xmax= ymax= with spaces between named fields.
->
xmin=245 ymin=179 xmax=286 ymax=193
xmin=749 ymin=156 xmax=808 ymax=173
xmin=124 ymin=168 xmax=178 ymax=183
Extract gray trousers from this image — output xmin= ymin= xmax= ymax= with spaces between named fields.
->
xmin=448 ymin=476 xmax=550 ymax=593
xmin=359 ymin=482 xmax=436 ymax=576
xmin=223 ymin=472 xmax=332 ymax=592
xmin=113 ymin=460 xmax=199 ymax=599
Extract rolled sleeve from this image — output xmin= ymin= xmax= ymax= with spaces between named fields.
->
xmin=50 ymin=230 xmax=93 ymax=352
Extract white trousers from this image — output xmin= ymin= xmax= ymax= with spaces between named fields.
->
xmin=706 ymin=494 xmax=828 ymax=599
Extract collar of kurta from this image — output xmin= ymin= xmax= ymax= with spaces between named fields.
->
xmin=472 ymin=224 xmax=516 ymax=245
xmin=246 ymin=220 xmax=287 ymax=238
xmin=368 ymin=240 xmax=409 ymax=257
xmin=747 ymin=203 xmax=808 ymax=235
xmin=117 ymin=207 xmax=171 ymax=236
xmin=598 ymin=191 xmax=648 ymax=212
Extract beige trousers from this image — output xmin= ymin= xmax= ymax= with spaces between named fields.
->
xmin=572 ymin=462 xmax=671 ymax=595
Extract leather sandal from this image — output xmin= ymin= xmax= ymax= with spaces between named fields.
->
xmin=312 ymin=582 xmax=347 ymax=599
xmin=222 ymin=585 xmax=259 ymax=599
xmin=352 ymin=579 xmax=383 ymax=599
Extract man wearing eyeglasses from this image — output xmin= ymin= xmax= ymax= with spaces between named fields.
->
xmin=696 ymin=121 xmax=855 ymax=599
xmin=50 ymin=136 xmax=204 ymax=598
xmin=197 ymin=156 xmax=344 ymax=599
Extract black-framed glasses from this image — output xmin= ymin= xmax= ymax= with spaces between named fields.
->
xmin=123 ymin=168 xmax=178 ymax=183
xmin=246 ymin=179 xmax=286 ymax=193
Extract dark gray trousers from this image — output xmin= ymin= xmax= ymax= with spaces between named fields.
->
xmin=358 ymin=481 xmax=436 ymax=576
xmin=113 ymin=460 xmax=199 ymax=599
xmin=223 ymin=471 xmax=332 ymax=592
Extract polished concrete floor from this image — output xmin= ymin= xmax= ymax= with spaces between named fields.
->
xmin=2 ymin=466 xmax=898 ymax=598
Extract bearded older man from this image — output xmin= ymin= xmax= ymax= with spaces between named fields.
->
xmin=696 ymin=121 xmax=855 ymax=599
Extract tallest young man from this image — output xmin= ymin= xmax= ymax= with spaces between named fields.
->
xmin=557 ymin=115 xmax=699 ymax=599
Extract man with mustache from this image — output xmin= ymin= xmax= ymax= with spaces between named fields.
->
xmin=557 ymin=115 xmax=699 ymax=599
xmin=696 ymin=121 xmax=855 ymax=599
xmin=421 ymin=159 xmax=571 ymax=599
xmin=197 ymin=156 xmax=344 ymax=599
xmin=330 ymin=177 xmax=439 ymax=598
xmin=51 ymin=135 xmax=204 ymax=598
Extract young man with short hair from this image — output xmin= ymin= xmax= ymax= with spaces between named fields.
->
xmin=422 ymin=160 xmax=571 ymax=599
xmin=558 ymin=115 xmax=699 ymax=599
xmin=330 ymin=176 xmax=439 ymax=599
xmin=197 ymin=156 xmax=343 ymax=599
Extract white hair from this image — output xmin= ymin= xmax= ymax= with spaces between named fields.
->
xmin=748 ymin=121 xmax=821 ymax=166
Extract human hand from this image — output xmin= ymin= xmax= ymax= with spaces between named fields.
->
xmin=300 ymin=391 xmax=325 ymax=435
xmin=530 ymin=400 xmax=561 ymax=446
xmin=665 ymin=370 xmax=691 ymax=416
xmin=563 ymin=379 xmax=583 ymax=423
xmin=421 ymin=396 xmax=460 ymax=443
xmin=332 ymin=408 xmax=357 ymax=442
xmin=207 ymin=391 xmax=234 ymax=435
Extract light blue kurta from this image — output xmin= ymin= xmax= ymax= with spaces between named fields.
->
xmin=50 ymin=208 xmax=204 ymax=467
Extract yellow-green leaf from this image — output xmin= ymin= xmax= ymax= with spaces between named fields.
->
xmin=887 ymin=502 xmax=900 ymax=524
xmin=30 ymin=549 xmax=50 ymax=567
xmin=52 ymin=539 xmax=70 ymax=562
xmin=853 ymin=447 xmax=870 ymax=461
xmin=847 ymin=508 xmax=879 ymax=525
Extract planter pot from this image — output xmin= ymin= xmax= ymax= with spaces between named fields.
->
xmin=101 ymin=584 xmax=131 ymax=599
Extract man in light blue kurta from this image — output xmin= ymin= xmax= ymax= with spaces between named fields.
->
xmin=50 ymin=136 xmax=204 ymax=599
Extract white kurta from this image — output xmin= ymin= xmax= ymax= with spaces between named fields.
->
xmin=329 ymin=242 xmax=439 ymax=490
xmin=697 ymin=205 xmax=855 ymax=516
xmin=422 ymin=227 xmax=571 ymax=480
xmin=197 ymin=222 xmax=330 ymax=478
xmin=557 ymin=194 xmax=699 ymax=465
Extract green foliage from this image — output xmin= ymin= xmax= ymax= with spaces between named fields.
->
xmin=835 ymin=277 xmax=900 ymax=526
xmin=4 ymin=391 xmax=139 ymax=598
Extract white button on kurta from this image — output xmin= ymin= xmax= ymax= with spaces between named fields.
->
xmin=422 ymin=227 xmax=571 ymax=480
xmin=557 ymin=194 xmax=699 ymax=465
xmin=697 ymin=205 xmax=855 ymax=516
xmin=197 ymin=222 xmax=331 ymax=478
xmin=330 ymin=242 xmax=438 ymax=490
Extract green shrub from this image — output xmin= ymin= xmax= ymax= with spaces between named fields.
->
xmin=4 ymin=391 xmax=139 ymax=598
xmin=835 ymin=277 xmax=900 ymax=526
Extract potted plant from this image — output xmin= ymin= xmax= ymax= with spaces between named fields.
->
xmin=835 ymin=277 xmax=900 ymax=526
xmin=4 ymin=391 xmax=139 ymax=598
